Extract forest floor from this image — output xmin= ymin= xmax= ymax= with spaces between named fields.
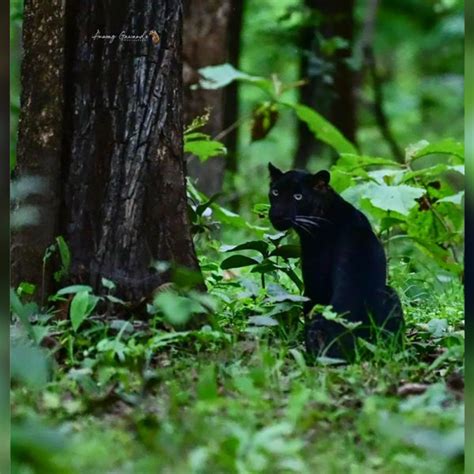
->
xmin=11 ymin=266 xmax=464 ymax=474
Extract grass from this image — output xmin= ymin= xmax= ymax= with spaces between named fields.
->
xmin=11 ymin=264 xmax=464 ymax=474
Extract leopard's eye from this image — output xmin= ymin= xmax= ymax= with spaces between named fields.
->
xmin=294 ymin=193 xmax=303 ymax=201
xmin=271 ymin=189 xmax=279 ymax=197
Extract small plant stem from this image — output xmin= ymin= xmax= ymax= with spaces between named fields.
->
xmin=408 ymin=166 xmax=461 ymax=265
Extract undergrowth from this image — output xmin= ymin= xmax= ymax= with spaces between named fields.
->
xmin=11 ymin=260 xmax=464 ymax=474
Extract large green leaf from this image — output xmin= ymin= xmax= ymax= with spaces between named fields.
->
xmin=407 ymin=139 xmax=464 ymax=162
xmin=70 ymin=291 xmax=99 ymax=332
xmin=365 ymin=184 xmax=425 ymax=215
xmin=285 ymin=103 xmax=358 ymax=155
xmin=220 ymin=240 xmax=269 ymax=256
xmin=343 ymin=182 xmax=424 ymax=215
xmin=221 ymin=255 xmax=260 ymax=270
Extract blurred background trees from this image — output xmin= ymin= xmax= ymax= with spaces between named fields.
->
xmin=10 ymin=0 xmax=464 ymax=296
xmin=183 ymin=0 xmax=243 ymax=195
xmin=231 ymin=0 xmax=463 ymax=214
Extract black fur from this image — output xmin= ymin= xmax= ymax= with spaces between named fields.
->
xmin=268 ymin=163 xmax=404 ymax=360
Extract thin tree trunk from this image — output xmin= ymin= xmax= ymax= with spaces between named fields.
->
xmin=183 ymin=0 xmax=242 ymax=196
xmin=294 ymin=0 xmax=356 ymax=169
xmin=61 ymin=0 xmax=201 ymax=301
xmin=11 ymin=0 xmax=65 ymax=291
xmin=223 ymin=0 xmax=243 ymax=176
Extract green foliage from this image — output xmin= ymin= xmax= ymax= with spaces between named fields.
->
xmin=70 ymin=290 xmax=100 ymax=332
xmin=151 ymin=291 xmax=208 ymax=327
xmin=11 ymin=1 xmax=464 ymax=472
xmin=11 ymin=271 xmax=464 ymax=473
xmin=196 ymin=61 xmax=463 ymax=275
xmin=184 ymin=110 xmax=228 ymax=162
xmin=184 ymin=132 xmax=227 ymax=162
xmin=284 ymin=103 xmax=358 ymax=155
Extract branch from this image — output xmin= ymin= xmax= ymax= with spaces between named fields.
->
xmin=364 ymin=45 xmax=404 ymax=163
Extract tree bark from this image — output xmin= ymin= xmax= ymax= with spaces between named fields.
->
xmin=61 ymin=0 xmax=201 ymax=301
xmin=11 ymin=0 xmax=65 ymax=291
xmin=183 ymin=0 xmax=242 ymax=196
xmin=294 ymin=0 xmax=356 ymax=169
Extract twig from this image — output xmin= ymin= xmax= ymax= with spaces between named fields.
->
xmin=213 ymin=112 xmax=252 ymax=142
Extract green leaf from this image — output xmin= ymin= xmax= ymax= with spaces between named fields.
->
xmin=343 ymin=182 xmax=424 ymax=215
xmin=367 ymin=169 xmax=405 ymax=185
xmin=11 ymin=342 xmax=49 ymax=389
xmin=153 ymin=292 xmax=204 ymax=326
xmin=252 ymin=203 xmax=270 ymax=217
xmin=101 ymin=277 xmax=116 ymax=290
xmin=407 ymin=138 xmax=464 ymax=161
xmin=448 ymin=164 xmax=464 ymax=175
xmin=197 ymin=365 xmax=218 ymax=401
xmin=220 ymin=240 xmax=269 ymax=256
xmin=248 ymin=315 xmax=279 ymax=326
xmin=402 ymin=163 xmax=448 ymax=182
xmin=221 ymin=255 xmax=260 ymax=270
xmin=56 ymin=236 xmax=71 ymax=274
xmin=268 ymin=294 xmax=310 ymax=303
xmin=17 ymin=282 xmax=36 ymax=296
xmin=105 ymin=295 xmax=126 ymax=305
xmin=250 ymin=261 xmax=278 ymax=274
xmin=56 ymin=285 xmax=93 ymax=296
xmin=184 ymin=136 xmax=227 ymax=162
xmin=213 ymin=204 xmax=267 ymax=234
xmin=280 ymin=267 xmax=304 ymax=292
xmin=270 ymin=244 xmax=301 ymax=259
xmin=285 ymin=103 xmax=358 ymax=155
xmin=70 ymin=291 xmax=99 ymax=332
xmin=172 ymin=266 xmax=204 ymax=289
xmin=195 ymin=63 xmax=271 ymax=91
xmin=366 ymin=184 xmax=425 ymax=215
xmin=196 ymin=193 xmax=221 ymax=216
xmin=437 ymin=191 xmax=464 ymax=205
xmin=10 ymin=288 xmax=36 ymax=341
xmin=187 ymin=179 xmax=267 ymax=235
xmin=427 ymin=318 xmax=448 ymax=338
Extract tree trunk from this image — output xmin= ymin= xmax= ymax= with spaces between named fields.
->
xmin=222 ymin=0 xmax=243 ymax=177
xmin=11 ymin=0 xmax=65 ymax=291
xmin=183 ymin=0 xmax=243 ymax=196
xmin=61 ymin=0 xmax=201 ymax=301
xmin=294 ymin=0 xmax=356 ymax=169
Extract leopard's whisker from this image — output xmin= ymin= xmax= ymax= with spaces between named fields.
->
xmin=295 ymin=215 xmax=330 ymax=223
xmin=293 ymin=221 xmax=313 ymax=236
xmin=295 ymin=218 xmax=320 ymax=227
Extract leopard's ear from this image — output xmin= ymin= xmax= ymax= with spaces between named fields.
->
xmin=312 ymin=170 xmax=330 ymax=191
xmin=268 ymin=162 xmax=284 ymax=182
